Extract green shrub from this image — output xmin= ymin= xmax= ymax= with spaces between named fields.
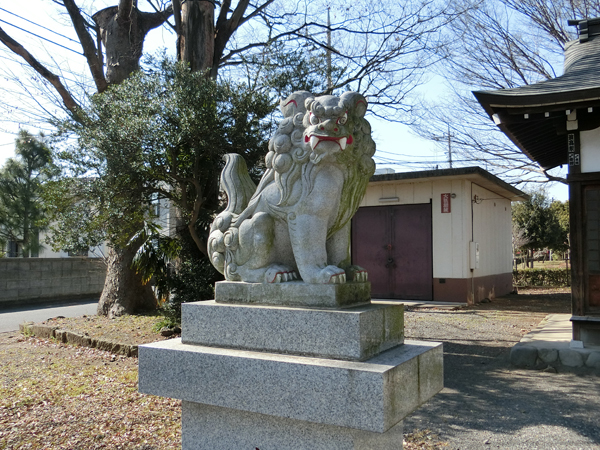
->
xmin=513 ymin=268 xmax=570 ymax=287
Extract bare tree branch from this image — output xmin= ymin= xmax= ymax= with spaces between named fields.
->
xmin=413 ymin=0 xmax=576 ymax=185
xmin=0 ymin=26 xmax=80 ymax=115
xmin=62 ymin=0 xmax=108 ymax=92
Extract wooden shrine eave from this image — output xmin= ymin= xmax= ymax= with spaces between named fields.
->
xmin=474 ymin=88 xmax=600 ymax=113
xmin=473 ymin=33 xmax=600 ymax=171
xmin=473 ymin=90 xmax=600 ymax=171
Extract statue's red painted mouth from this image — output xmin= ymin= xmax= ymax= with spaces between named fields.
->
xmin=305 ymin=134 xmax=353 ymax=150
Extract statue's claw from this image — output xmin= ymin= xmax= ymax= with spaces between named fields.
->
xmin=329 ymin=272 xmax=346 ymax=284
xmin=314 ymin=265 xmax=347 ymax=284
xmin=265 ymin=265 xmax=297 ymax=283
xmin=345 ymin=265 xmax=368 ymax=282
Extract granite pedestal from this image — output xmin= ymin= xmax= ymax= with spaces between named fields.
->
xmin=139 ymin=282 xmax=443 ymax=449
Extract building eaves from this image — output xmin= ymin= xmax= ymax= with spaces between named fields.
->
xmin=370 ymin=166 xmax=528 ymax=202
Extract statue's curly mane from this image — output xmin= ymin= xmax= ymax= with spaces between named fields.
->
xmin=255 ymin=91 xmax=375 ymax=237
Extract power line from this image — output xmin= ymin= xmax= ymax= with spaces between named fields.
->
xmin=0 ymin=19 xmax=82 ymax=55
xmin=0 ymin=53 xmax=88 ymax=86
xmin=374 ymin=159 xmax=510 ymax=165
xmin=376 ymin=149 xmax=438 ymax=158
xmin=0 ymin=7 xmax=80 ymax=44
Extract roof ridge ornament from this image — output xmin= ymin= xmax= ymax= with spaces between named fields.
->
xmin=567 ymin=17 xmax=600 ymax=43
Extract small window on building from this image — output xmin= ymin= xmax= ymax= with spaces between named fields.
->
xmin=151 ymin=193 xmax=161 ymax=218
xmin=7 ymin=241 xmax=22 ymax=257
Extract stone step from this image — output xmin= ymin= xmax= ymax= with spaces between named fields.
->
xmin=139 ymin=339 xmax=443 ymax=434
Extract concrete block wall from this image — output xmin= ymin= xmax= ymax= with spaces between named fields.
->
xmin=0 ymin=258 xmax=106 ymax=306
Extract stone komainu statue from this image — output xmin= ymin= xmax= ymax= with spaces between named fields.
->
xmin=208 ymin=91 xmax=376 ymax=284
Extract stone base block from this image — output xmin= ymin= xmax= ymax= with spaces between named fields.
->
xmin=182 ymin=401 xmax=404 ymax=450
xmin=182 ymin=301 xmax=404 ymax=361
xmin=139 ymin=339 xmax=443 ymax=433
xmin=215 ymin=280 xmax=371 ymax=308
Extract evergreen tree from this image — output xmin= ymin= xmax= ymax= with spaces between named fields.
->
xmin=512 ymin=191 xmax=568 ymax=266
xmin=0 ymin=130 xmax=55 ymax=257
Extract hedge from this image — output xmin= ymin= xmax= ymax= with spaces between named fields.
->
xmin=513 ymin=268 xmax=570 ymax=287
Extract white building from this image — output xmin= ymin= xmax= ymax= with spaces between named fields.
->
xmin=351 ymin=167 xmax=527 ymax=303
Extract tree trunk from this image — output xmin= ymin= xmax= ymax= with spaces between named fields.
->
xmin=97 ymin=246 xmax=157 ymax=318
xmin=180 ymin=0 xmax=214 ymax=72
xmin=529 ymin=249 xmax=534 ymax=268
xmin=93 ymin=5 xmax=173 ymax=84
xmin=91 ymin=3 xmax=171 ymax=316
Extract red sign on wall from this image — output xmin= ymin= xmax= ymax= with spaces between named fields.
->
xmin=441 ymin=193 xmax=451 ymax=213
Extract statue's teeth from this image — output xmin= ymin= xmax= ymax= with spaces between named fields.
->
xmin=339 ymin=137 xmax=347 ymax=150
xmin=310 ymin=135 xmax=320 ymax=149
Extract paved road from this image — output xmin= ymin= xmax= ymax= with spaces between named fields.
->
xmin=0 ymin=299 xmax=99 ymax=333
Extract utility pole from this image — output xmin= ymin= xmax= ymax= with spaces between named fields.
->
xmin=447 ymin=124 xmax=453 ymax=168
xmin=326 ymin=7 xmax=332 ymax=91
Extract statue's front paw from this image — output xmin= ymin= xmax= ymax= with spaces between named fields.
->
xmin=345 ymin=265 xmax=368 ymax=282
xmin=265 ymin=265 xmax=298 ymax=283
xmin=319 ymin=265 xmax=346 ymax=284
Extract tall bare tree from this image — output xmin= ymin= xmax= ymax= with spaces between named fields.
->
xmin=415 ymin=0 xmax=600 ymax=186
xmin=168 ymin=0 xmax=465 ymax=119
xmin=0 ymin=0 xmax=465 ymax=315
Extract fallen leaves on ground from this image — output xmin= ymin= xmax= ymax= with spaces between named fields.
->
xmin=404 ymin=429 xmax=448 ymax=448
xmin=0 ymin=334 xmax=180 ymax=450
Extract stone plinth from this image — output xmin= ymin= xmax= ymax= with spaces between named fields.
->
xmin=138 ymin=282 xmax=443 ymax=449
xmin=215 ymin=280 xmax=371 ymax=308
xmin=182 ymin=300 xmax=404 ymax=361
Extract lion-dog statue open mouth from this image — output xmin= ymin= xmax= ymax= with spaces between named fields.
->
xmin=208 ymin=91 xmax=376 ymax=284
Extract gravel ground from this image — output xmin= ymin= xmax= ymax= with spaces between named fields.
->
xmin=403 ymin=290 xmax=600 ymax=450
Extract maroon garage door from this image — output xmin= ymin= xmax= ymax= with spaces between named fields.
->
xmin=351 ymin=204 xmax=433 ymax=300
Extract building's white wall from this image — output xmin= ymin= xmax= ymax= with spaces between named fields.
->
xmin=35 ymin=231 xmax=107 ymax=258
xmin=580 ymin=126 xmax=600 ymax=173
xmin=153 ymin=197 xmax=179 ymax=238
xmin=471 ymin=183 xmax=513 ymax=277
xmin=360 ymin=178 xmax=513 ymax=279
xmin=6 ymin=194 xmax=177 ymax=259
xmin=360 ymin=181 xmax=434 ymax=206
xmin=432 ymin=179 xmax=471 ymax=279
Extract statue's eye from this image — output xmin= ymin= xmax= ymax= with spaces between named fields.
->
xmin=337 ymin=113 xmax=348 ymax=125
xmin=309 ymin=113 xmax=320 ymax=125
